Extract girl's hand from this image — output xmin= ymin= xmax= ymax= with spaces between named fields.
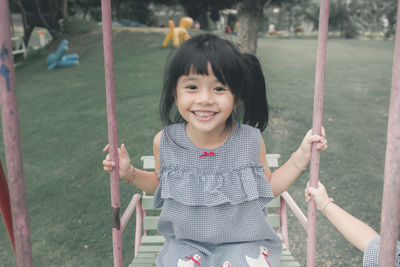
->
xmin=305 ymin=181 xmax=330 ymax=211
xmin=298 ymin=126 xmax=328 ymax=159
xmin=102 ymin=144 xmax=133 ymax=179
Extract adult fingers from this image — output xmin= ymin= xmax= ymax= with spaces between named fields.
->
xmin=306 ymin=186 xmax=319 ymax=197
xmin=305 ymin=187 xmax=311 ymax=201
xmin=103 ymin=165 xmax=112 ymax=172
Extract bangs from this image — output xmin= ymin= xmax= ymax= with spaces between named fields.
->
xmin=168 ymin=34 xmax=248 ymax=93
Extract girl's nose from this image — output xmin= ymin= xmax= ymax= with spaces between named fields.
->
xmin=196 ymin=89 xmax=214 ymax=105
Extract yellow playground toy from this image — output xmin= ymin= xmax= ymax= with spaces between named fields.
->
xmin=162 ymin=17 xmax=193 ymax=48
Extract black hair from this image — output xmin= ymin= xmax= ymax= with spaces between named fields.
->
xmin=240 ymin=53 xmax=269 ymax=131
xmin=160 ymin=33 xmax=269 ymax=132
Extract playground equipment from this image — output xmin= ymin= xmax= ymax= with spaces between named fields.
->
xmin=0 ymin=0 xmax=399 ymax=265
xmin=162 ymin=17 xmax=193 ymax=48
xmin=11 ymin=36 xmax=26 ymax=58
xmin=129 ymin=155 xmax=304 ymax=267
xmin=0 ymin=1 xmax=33 ymax=266
xmin=102 ymin=0 xmax=400 ymax=265
xmin=0 ymin=161 xmax=14 ymax=254
xmin=46 ymin=39 xmax=79 ymax=70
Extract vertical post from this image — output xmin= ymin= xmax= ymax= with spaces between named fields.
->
xmin=0 ymin=0 xmax=33 ymax=266
xmin=378 ymin=0 xmax=400 ymax=265
xmin=0 ymin=161 xmax=15 ymax=254
xmin=100 ymin=0 xmax=123 ymax=266
xmin=306 ymin=0 xmax=330 ymax=266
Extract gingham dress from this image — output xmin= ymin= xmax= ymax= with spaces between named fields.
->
xmin=363 ymin=236 xmax=400 ymax=267
xmin=153 ymin=123 xmax=282 ymax=267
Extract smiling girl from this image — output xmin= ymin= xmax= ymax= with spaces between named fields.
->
xmin=103 ymin=34 xmax=327 ymax=266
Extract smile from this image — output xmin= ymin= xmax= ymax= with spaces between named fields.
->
xmin=192 ymin=111 xmax=217 ymax=120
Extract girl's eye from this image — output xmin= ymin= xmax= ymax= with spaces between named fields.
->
xmin=214 ymin=87 xmax=227 ymax=92
xmin=185 ymin=85 xmax=197 ymax=90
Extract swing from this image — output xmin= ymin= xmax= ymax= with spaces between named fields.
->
xmin=1 ymin=0 xmax=400 ymax=266
xmin=98 ymin=0 xmax=400 ymax=265
xmin=126 ymin=154 xmax=303 ymax=267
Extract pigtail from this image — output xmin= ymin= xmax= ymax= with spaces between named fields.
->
xmin=241 ymin=53 xmax=269 ymax=132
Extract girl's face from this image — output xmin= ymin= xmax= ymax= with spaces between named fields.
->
xmin=175 ymin=63 xmax=235 ymax=137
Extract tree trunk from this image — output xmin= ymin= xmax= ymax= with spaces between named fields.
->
xmin=236 ymin=0 xmax=267 ymax=54
xmin=60 ymin=0 xmax=68 ymax=18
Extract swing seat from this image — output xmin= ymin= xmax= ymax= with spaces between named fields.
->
xmin=124 ymin=155 xmax=304 ymax=267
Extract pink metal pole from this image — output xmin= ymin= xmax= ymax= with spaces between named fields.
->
xmin=280 ymin=197 xmax=290 ymax=250
xmin=306 ymin=1 xmax=330 ymax=266
xmin=378 ymin=0 xmax=400 ymax=265
xmin=100 ymin=0 xmax=123 ymax=266
xmin=0 ymin=0 xmax=33 ymax=266
xmin=282 ymin=191 xmax=308 ymax=231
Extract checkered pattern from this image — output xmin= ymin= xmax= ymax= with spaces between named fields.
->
xmin=153 ymin=123 xmax=281 ymax=266
xmin=363 ymin=236 xmax=400 ymax=267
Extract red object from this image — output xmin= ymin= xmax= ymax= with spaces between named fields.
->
xmin=262 ymin=251 xmax=271 ymax=266
xmin=184 ymin=255 xmax=201 ymax=265
xmin=199 ymin=152 xmax=215 ymax=158
xmin=0 ymin=161 xmax=15 ymax=254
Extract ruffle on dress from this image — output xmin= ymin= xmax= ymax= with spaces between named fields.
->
xmin=153 ymin=162 xmax=274 ymax=209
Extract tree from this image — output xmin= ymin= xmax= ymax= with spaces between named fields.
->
xmin=236 ymin=0 xmax=269 ymax=54
xmin=10 ymin=0 xmax=68 ymax=45
xmin=175 ymin=0 xmax=236 ymax=30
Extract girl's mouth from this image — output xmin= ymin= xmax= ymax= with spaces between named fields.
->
xmin=192 ymin=111 xmax=217 ymax=120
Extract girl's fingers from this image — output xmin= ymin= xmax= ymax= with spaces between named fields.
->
xmin=102 ymin=159 xmax=115 ymax=167
xmin=121 ymin=144 xmax=127 ymax=153
xmin=316 ymin=139 xmax=328 ymax=150
xmin=103 ymin=144 xmax=110 ymax=152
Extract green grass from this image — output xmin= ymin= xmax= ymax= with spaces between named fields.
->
xmin=0 ymin=29 xmax=397 ymax=266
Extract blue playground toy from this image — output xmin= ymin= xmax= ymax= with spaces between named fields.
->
xmin=47 ymin=40 xmax=79 ymax=70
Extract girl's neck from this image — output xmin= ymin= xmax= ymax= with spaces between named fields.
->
xmin=185 ymin=123 xmax=234 ymax=149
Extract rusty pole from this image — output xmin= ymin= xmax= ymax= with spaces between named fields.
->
xmin=378 ymin=0 xmax=400 ymax=265
xmin=306 ymin=1 xmax=330 ymax=266
xmin=100 ymin=0 xmax=123 ymax=266
xmin=0 ymin=0 xmax=33 ymax=266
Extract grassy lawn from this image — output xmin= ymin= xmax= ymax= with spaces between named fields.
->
xmin=0 ymin=28 xmax=397 ymax=266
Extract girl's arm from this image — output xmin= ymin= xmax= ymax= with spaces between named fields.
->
xmin=306 ymin=182 xmax=379 ymax=252
xmin=102 ymin=131 xmax=161 ymax=194
xmin=260 ymin=129 xmax=327 ymax=197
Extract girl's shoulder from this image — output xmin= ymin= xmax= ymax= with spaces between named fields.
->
xmin=237 ymin=123 xmax=261 ymax=133
xmin=162 ymin=123 xmax=184 ymax=133
xmin=235 ymin=124 xmax=262 ymax=140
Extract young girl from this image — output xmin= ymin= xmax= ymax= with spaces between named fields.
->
xmin=103 ymin=34 xmax=327 ymax=267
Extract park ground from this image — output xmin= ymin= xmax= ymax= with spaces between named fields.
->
xmin=0 ymin=26 xmax=398 ymax=266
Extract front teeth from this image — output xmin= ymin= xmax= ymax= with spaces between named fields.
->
xmin=194 ymin=112 xmax=215 ymax=117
